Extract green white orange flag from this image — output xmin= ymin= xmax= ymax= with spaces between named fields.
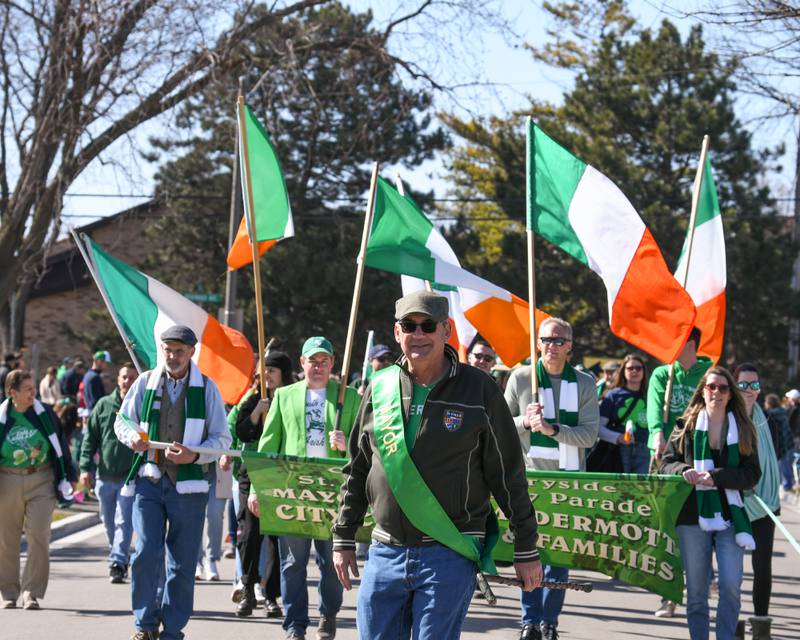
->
xmin=84 ymin=237 xmax=255 ymax=404
xmin=364 ymin=177 xmax=546 ymax=365
xmin=526 ymin=121 xmax=696 ymax=363
xmin=227 ymin=101 xmax=293 ymax=270
xmin=674 ymin=155 xmax=726 ymax=362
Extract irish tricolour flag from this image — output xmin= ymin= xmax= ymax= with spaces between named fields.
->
xmin=84 ymin=237 xmax=255 ymax=404
xmin=364 ymin=177 xmax=546 ymax=365
xmin=527 ymin=121 xmax=696 ymax=363
xmin=227 ymin=101 xmax=294 ymax=270
xmin=674 ymin=155 xmax=725 ymax=362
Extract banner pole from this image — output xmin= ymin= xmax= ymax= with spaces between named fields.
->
xmin=237 ymin=96 xmax=268 ymax=400
xmin=359 ymin=330 xmax=374 ymax=393
xmin=661 ymin=135 xmax=710 ymax=428
xmin=526 ymin=118 xmax=539 ymax=402
xmin=333 ymin=161 xmax=381 ymax=441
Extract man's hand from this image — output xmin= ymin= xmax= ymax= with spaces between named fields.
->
xmin=682 ymin=468 xmax=703 ymax=485
xmin=250 ymin=399 xmax=271 ymax=425
xmin=329 ymin=429 xmax=347 ymax=452
xmin=219 ymin=455 xmax=232 ymax=472
xmin=130 ymin=431 xmax=149 ymax=453
xmin=514 ymin=559 xmax=543 ymax=591
xmin=528 ymin=403 xmax=556 ymax=436
xmin=653 ymin=431 xmax=666 ymax=458
xmin=697 ymin=471 xmax=715 ymax=487
xmin=79 ymin=471 xmax=94 ymax=488
xmin=333 ymin=549 xmax=359 ymax=590
xmin=247 ymin=492 xmax=260 ymax=517
xmin=165 ymin=442 xmax=198 ymax=465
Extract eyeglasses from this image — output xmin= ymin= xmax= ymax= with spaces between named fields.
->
xmin=398 ymin=319 xmax=439 ymax=334
xmin=737 ymin=381 xmax=761 ymax=391
xmin=704 ymin=383 xmax=730 ymax=394
xmin=539 ymin=337 xmax=568 ymax=347
xmin=625 ymin=365 xmax=643 ymax=372
xmin=471 ymin=353 xmax=495 ymax=363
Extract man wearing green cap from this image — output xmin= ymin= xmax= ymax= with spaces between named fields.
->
xmin=83 ymin=350 xmax=111 ymax=412
xmin=252 ymin=336 xmax=360 ymax=640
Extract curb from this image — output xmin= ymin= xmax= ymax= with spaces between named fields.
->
xmin=51 ymin=510 xmax=100 ymax=541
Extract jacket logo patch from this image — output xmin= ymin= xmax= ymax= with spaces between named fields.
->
xmin=443 ymin=409 xmax=464 ymax=432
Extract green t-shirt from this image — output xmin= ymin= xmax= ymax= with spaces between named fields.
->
xmin=406 ymin=384 xmax=432 ymax=452
xmin=1 ymin=409 xmax=51 ymax=468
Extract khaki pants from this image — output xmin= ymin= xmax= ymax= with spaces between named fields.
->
xmin=0 ymin=468 xmax=57 ymax=601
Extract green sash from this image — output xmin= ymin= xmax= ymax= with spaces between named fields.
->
xmin=370 ymin=365 xmax=498 ymax=574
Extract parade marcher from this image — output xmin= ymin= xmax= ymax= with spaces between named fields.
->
xmin=333 ymin=290 xmax=542 ymax=640
xmin=56 ymin=357 xmax=71 ymax=383
xmin=78 ymin=363 xmax=138 ymax=584
xmin=252 ymin=336 xmax=360 ymax=640
xmin=82 ymin=350 xmax=111 ymax=413
xmin=736 ymin=364 xmax=780 ymax=639
xmin=38 ymin=366 xmax=62 ymax=406
xmin=60 ymin=359 xmax=86 ymax=402
xmin=659 ymin=366 xmax=760 ymax=640
xmin=764 ymin=394 xmax=795 ymax=493
xmin=595 ymin=360 xmax=619 ymax=400
xmin=467 ymin=339 xmax=497 ymax=375
xmin=368 ymin=343 xmax=394 ymax=373
xmin=194 ymin=457 xmax=229 ymax=582
xmin=0 ymin=370 xmax=75 ymax=610
xmin=504 ymin=317 xmax=599 ymax=640
xmin=597 ymin=354 xmax=650 ymax=474
xmin=0 ymin=352 xmax=20 ymax=402
xmin=229 ymin=350 xmax=293 ymax=618
xmin=113 ymin=326 xmax=231 ymax=640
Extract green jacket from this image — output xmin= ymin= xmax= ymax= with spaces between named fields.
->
xmin=79 ymin=388 xmax=136 ymax=481
xmin=257 ymin=379 xmax=360 ymax=458
xmin=647 ymin=356 xmax=712 ymax=447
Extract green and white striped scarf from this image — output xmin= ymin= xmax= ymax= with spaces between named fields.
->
xmin=530 ymin=360 xmax=581 ymax=470
xmin=694 ymin=410 xmax=755 ymax=549
xmin=0 ymin=398 xmax=73 ymax=499
xmin=122 ymin=362 xmax=208 ymax=495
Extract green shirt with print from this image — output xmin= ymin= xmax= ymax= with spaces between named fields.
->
xmin=0 ymin=409 xmax=51 ymax=468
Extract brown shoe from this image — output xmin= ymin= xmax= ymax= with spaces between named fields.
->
xmin=316 ymin=615 xmax=336 ymax=640
xmin=22 ymin=593 xmax=39 ymax=610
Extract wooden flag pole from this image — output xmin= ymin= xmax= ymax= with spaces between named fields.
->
xmin=661 ymin=135 xmax=710 ymax=429
xmin=334 ymin=161 xmax=381 ymax=440
xmin=237 ymin=95 xmax=268 ymax=400
xmin=526 ymin=117 xmax=539 ymax=402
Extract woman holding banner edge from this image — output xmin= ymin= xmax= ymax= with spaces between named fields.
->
xmin=660 ymin=366 xmax=760 ymax=640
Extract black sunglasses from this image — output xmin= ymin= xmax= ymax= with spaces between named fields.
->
xmin=705 ymin=383 xmax=730 ymax=394
xmin=540 ymin=336 xmax=568 ymax=347
xmin=398 ymin=319 xmax=439 ymax=334
xmin=737 ymin=381 xmax=761 ymax=391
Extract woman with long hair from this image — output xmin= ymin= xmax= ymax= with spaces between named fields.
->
xmin=598 ymin=354 xmax=650 ymax=474
xmin=659 ymin=366 xmax=761 ymax=640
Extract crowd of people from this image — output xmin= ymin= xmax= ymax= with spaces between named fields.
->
xmin=0 ymin=293 xmax=799 ymax=640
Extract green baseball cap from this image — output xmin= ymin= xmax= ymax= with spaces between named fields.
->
xmin=302 ymin=336 xmax=334 ymax=358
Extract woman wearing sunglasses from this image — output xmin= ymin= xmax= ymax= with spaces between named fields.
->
xmin=734 ymin=363 xmax=780 ymax=640
xmin=659 ymin=366 xmax=760 ymax=640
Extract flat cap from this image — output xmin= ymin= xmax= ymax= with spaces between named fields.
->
xmin=159 ymin=325 xmax=198 ymax=347
xmin=395 ymin=290 xmax=449 ymax=323
xmin=602 ymin=361 xmax=620 ymax=371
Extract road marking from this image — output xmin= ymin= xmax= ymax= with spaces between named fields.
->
xmin=49 ymin=523 xmax=106 ymax=550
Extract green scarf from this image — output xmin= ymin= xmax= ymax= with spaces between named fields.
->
xmin=693 ymin=410 xmax=755 ymax=549
xmin=530 ymin=360 xmax=580 ymax=470
xmin=371 ymin=365 xmax=498 ymax=574
xmin=122 ymin=362 xmax=208 ymax=495
xmin=0 ymin=398 xmax=73 ymax=499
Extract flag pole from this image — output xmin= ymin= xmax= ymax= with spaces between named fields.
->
xmin=70 ymin=230 xmax=144 ymax=374
xmin=359 ymin=330 xmax=374 ymax=393
xmin=334 ymin=161 xmax=381 ymax=441
xmin=526 ymin=118 xmax=539 ymax=402
xmin=237 ymin=95 xmax=268 ymax=399
xmin=661 ymin=134 xmax=710 ymax=429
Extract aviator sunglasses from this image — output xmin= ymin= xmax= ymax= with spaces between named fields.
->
xmin=704 ymin=382 xmax=730 ymax=394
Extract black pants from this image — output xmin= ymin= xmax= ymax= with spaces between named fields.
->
xmin=750 ymin=514 xmax=776 ymax=616
xmin=236 ymin=488 xmax=281 ymax=599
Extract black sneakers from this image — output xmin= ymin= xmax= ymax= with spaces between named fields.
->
xmin=541 ymin=623 xmax=559 ymax=640
xmin=519 ymin=623 xmax=542 ymax=640
xmin=265 ymin=598 xmax=283 ymax=618
xmin=110 ymin=563 xmax=127 ymax=584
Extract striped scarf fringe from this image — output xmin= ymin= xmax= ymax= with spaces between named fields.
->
xmin=530 ymin=360 xmax=581 ymax=470
xmin=694 ymin=410 xmax=755 ymax=550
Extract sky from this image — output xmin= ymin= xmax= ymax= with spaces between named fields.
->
xmin=59 ymin=0 xmax=797 ymax=228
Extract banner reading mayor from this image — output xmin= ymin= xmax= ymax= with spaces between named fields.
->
xmin=244 ymin=452 xmax=692 ymax=602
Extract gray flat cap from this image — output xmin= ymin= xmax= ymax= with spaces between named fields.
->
xmin=395 ymin=290 xmax=449 ymax=323
xmin=159 ymin=325 xmax=198 ymax=346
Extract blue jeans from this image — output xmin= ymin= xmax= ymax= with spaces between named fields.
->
xmin=279 ymin=536 xmax=342 ymax=636
xmin=778 ymin=451 xmax=796 ymax=490
xmin=521 ymin=564 xmax=569 ymax=626
xmin=677 ymin=524 xmax=744 ymax=640
xmin=356 ymin=542 xmax=476 ymax=640
xmin=95 ymin=477 xmax=134 ymax=567
xmin=131 ymin=476 xmax=208 ymax=640
xmin=197 ymin=466 xmax=226 ymax=564
xmin=620 ymin=441 xmax=651 ymax=474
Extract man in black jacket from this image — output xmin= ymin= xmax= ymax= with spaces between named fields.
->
xmin=333 ymin=290 xmax=541 ymax=639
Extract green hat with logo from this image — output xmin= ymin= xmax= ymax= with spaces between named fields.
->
xmin=302 ymin=336 xmax=334 ymax=358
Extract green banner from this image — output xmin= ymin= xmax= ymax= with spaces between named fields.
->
xmin=244 ymin=452 xmax=692 ymax=602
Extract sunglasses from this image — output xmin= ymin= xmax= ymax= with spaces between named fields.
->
xmin=737 ymin=381 xmax=761 ymax=391
xmin=375 ymin=354 xmax=393 ymax=363
xmin=625 ymin=365 xmax=643 ymax=372
xmin=398 ymin=319 xmax=439 ymax=334
xmin=471 ymin=353 xmax=495 ymax=363
xmin=540 ymin=337 xmax=568 ymax=347
xmin=704 ymin=383 xmax=730 ymax=394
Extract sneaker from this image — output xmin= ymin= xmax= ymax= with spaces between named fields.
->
xmin=224 ymin=544 xmax=236 ymax=559
xmin=195 ymin=561 xmax=204 ymax=581
xmin=655 ymin=600 xmax=676 ymax=618
xmin=130 ymin=631 xmax=159 ymax=640
xmin=1 ymin=599 xmax=16 ymax=609
xmin=519 ymin=623 xmax=542 ymax=640
xmin=254 ymin=583 xmax=266 ymax=605
xmin=110 ymin=562 xmax=126 ymax=584
xmin=230 ymin=581 xmax=246 ymax=604
xmin=265 ymin=598 xmax=283 ymax=618
xmin=21 ymin=593 xmax=40 ymax=610
xmin=206 ymin=560 xmax=220 ymax=581
xmin=316 ymin=615 xmax=336 ymax=640
xmin=540 ymin=623 xmax=559 ymax=640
